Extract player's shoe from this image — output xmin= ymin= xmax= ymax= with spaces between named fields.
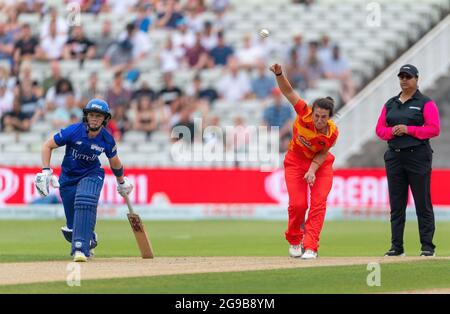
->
xmin=73 ymin=251 xmax=87 ymax=262
xmin=420 ymin=250 xmax=435 ymax=257
xmin=301 ymin=249 xmax=318 ymax=260
xmin=289 ymin=245 xmax=303 ymax=258
xmin=384 ymin=249 xmax=405 ymax=257
xmin=61 ymin=226 xmax=73 ymax=243
xmin=89 ymin=232 xmax=98 ymax=258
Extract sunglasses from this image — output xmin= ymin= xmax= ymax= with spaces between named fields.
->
xmin=398 ymin=74 xmax=414 ymax=80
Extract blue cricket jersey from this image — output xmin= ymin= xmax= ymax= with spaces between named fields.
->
xmin=54 ymin=123 xmax=117 ymax=186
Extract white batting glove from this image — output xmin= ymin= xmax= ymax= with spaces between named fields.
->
xmin=35 ymin=169 xmax=60 ymax=197
xmin=117 ymin=177 xmax=133 ymax=197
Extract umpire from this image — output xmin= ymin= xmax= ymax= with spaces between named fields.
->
xmin=375 ymin=64 xmax=440 ymax=257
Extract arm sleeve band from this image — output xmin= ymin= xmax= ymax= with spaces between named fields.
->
xmin=111 ymin=167 xmax=124 ymax=177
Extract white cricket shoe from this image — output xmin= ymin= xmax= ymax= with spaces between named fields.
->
xmin=289 ymin=245 xmax=303 ymax=258
xmin=73 ymin=251 xmax=87 ymax=262
xmin=301 ymin=249 xmax=318 ymax=260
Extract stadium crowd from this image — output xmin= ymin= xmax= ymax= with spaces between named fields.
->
xmin=0 ymin=0 xmax=355 ymax=152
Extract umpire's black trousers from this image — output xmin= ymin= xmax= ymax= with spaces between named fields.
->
xmin=384 ymin=143 xmax=435 ymax=252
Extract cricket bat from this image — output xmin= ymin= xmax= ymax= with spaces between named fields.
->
xmin=124 ymin=194 xmax=154 ymax=259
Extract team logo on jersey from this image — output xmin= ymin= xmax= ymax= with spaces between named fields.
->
xmin=298 ymin=135 xmax=312 ymax=148
xmin=75 ymin=141 xmax=82 ymax=145
xmin=90 ymin=144 xmax=105 ymax=153
xmin=71 ymin=149 xmax=97 ymax=161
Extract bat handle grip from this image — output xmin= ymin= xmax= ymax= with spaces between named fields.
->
xmin=123 ymin=194 xmax=135 ymax=214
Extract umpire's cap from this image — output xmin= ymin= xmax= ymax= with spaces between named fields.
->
xmin=398 ymin=64 xmax=419 ymax=77
xmin=83 ymin=98 xmax=112 ymax=125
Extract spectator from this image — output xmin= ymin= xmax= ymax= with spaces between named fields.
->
xmin=172 ymin=105 xmax=195 ymax=142
xmin=285 ymin=49 xmax=307 ymax=92
xmin=185 ymin=73 xmax=216 ymax=121
xmin=304 ymin=41 xmax=324 ymax=88
xmin=132 ymin=81 xmax=157 ymax=101
xmin=210 ymin=0 xmax=229 ymax=31
xmin=184 ymin=32 xmax=209 ymax=70
xmin=235 ymin=34 xmax=264 ymax=69
xmin=201 ymin=21 xmax=217 ymax=51
xmin=186 ymin=73 xmax=218 ymax=104
xmin=183 ymin=0 xmax=205 ymax=32
xmin=37 ymin=20 xmax=67 ymax=60
xmin=2 ymin=97 xmax=30 ymax=132
xmin=79 ymin=72 xmax=103 ymax=106
xmin=216 ymin=57 xmax=251 ymax=102
xmin=106 ymin=71 xmax=132 ymax=110
xmin=208 ymin=31 xmax=234 ymax=67
xmin=185 ymin=0 xmax=206 ymax=13
xmin=19 ymin=79 xmax=44 ymax=125
xmin=13 ymin=23 xmax=39 ymax=65
xmin=0 ymin=23 xmax=14 ymax=62
xmin=63 ymin=25 xmax=96 ymax=62
xmin=318 ymin=34 xmax=332 ymax=65
xmin=0 ymin=79 xmax=14 ymax=117
xmin=0 ymin=65 xmax=15 ymax=90
xmin=287 ymin=34 xmax=307 ymax=65
xmin=5 ymin=8 xmax=22 ymax=41
xmin=95 ymin=20 xmax=115 ymax=58
xmin=17 ymin=64 xmax=44 ymax=123
xmin=251 ymin=61 xmax=276 ymax=100
xmin=104 ymin=112 xmax=121 ymax=141
xmin=0 ymin=1 xmax=14 ymax=12
xmin=80 ymin=0 xmax=107 ymax=15
xmin=42 ymin=60 xmax=62 ymax=94
xmin=103 ymin=37 xmax=134 ymax=73
xmin=159 ymin=71 xmax=183 ymax=113
xmin=118 ymin=23 xmax=151 ymax=61
xmin=45 ymin=78 xmax=75 ymax=111
xmin=263 ymin=88 xmax=294 ymax=152
xmin=16 ymin=0 xmax=44 ymax=14
xmin=110 ymin=102 xmax=131 ymax=140
xmin=211 ymin=0 xmax=230 ymax=14
xmin=159 ymin=37 xmax=184 ymax=73
xmin=106 ymin=0 xmax=138 ymax=14
xmin=171 ymin=18 xmax=196 ymax=52
xmin=133 ymin=95 xmax=157 ymax=139
xmin=40 ymin=6 xmax=68 ymax=41
xmin=49 ymin=94 xmax=82 ymax=129
xmin=226 ymin=116 xmax=251 ymax=161
xmin=134 ymin=3 xmax=153 ymax=33
xmin=156 ymin=0 xmax=184 ymax=29
xmin=324 ymin=45 xmax=355 ymax=103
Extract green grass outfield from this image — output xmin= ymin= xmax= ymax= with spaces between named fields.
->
xmin=0 ymin=220 xmax=449 ymax=293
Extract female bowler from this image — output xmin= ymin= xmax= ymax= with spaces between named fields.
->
xmin=270 ymin=64 xmax=339 ymax=259
xmin=35 ymin=99 xmax=133 ymax=262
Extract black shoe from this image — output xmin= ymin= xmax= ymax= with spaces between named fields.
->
xmin=384 ymin=249 xmax=405 ymax=257
xmin=420 ymin=250 xmax=435 ymax=257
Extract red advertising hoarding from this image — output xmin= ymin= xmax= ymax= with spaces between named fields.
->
xmin=1 ymin=167 xmax=449 ymax=208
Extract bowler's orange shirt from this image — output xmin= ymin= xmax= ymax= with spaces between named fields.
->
xmin=288 ymin=99 xmax=339 ymax=159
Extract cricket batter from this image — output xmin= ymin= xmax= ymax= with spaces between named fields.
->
xmin=270 ymin=64 xmax=338 ymax=259
xmin=34 ymin=99 xmax=133 ymax=262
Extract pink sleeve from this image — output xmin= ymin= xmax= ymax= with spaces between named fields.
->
xmin=407 ymin=101 xmax=440 ymax=139
xmin=375 ymin=106 xmax=394 ymax=141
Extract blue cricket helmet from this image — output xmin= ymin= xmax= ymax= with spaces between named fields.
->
xmin=83 ymin=98 xmax=112 ymax=126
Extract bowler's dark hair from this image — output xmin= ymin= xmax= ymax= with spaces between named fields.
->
xmin=312 ymin=97 xmax=335 ymax=117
